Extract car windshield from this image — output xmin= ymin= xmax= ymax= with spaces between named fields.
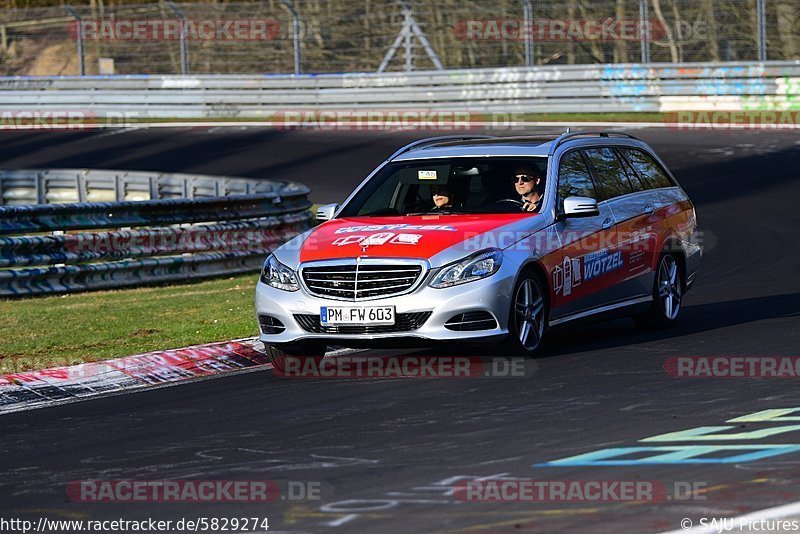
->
xmin=338 ymin=157 xmax=549 ymax=217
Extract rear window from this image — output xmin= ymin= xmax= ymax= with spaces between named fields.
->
xmin=613 ymin=148 xmax=646 ymax=192
xmin=620 ymin=148 xmax=674 ymax=189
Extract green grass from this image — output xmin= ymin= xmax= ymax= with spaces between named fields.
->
xmin=101 ymin=112 xmax=669 ymax=125
xmin=515 ymin=112 xmax=666 ymax=122
xmin=0 ymin=273 xmax=260 ymax=373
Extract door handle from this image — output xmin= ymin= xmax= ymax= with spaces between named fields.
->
xmin=602 ymin=217 xmax=614 ymax=229
xmin=644 ymin=203 xmax=654 ymax=214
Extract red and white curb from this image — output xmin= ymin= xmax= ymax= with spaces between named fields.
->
xmin=0 ymin=341 xmax=365 ymax=415
xmin=0 ymin=338 xmax=270 ymax=415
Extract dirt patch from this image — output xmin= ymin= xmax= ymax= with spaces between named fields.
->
xmin=131 ymin=328 xmax=159 ymax=338
xmin=26 ymin=42 xmax=83 ymax=75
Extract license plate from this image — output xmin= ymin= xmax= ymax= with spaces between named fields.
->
xmin=320 ymin=306 xmax=395 ymax=325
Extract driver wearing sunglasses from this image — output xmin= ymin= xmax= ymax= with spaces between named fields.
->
xmin=512 ymin=166 xmax=544 ymax=212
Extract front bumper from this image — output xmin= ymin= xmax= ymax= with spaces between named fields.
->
xmin=255 ymin=261 xmax=517 ymax=346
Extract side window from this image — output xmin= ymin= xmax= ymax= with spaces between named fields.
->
xmin=613 ymin=148 xmax=646 ymax=192
xmin=557 ymin=151 xmax=597 ymax=210
xmin=621 ymin=148 xmax=674 ymax=189
xmin=583 ymin=147 xmax=635 ymax=200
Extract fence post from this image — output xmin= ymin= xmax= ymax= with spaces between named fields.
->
xmin=757 ymin=0 xmax=767 ymax=61
xmin=167 ymin=2 xmax=189 ymax=75
xmin=378 ymin=0 xmax=443 ymax=72
xmin=639 ymin=0 xmax=651 ymax=63
xmin=279 ymin=0 xmax=302 ymax=74
xmin=521 ymin=0 xmax=533 ymax=67
xmin=64 ymin=6 xmax=86 ymax=76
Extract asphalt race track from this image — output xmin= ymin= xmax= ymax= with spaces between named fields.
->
xmin=1 ymin=127 xmax=800 ymax=533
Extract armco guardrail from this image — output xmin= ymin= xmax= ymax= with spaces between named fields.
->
xmin=0 ymin=169 xmax=313 ymax=296
xmin=0 ymin=61 xmax=798 ymax=118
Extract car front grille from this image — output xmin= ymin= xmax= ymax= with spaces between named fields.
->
xmin=294 ymin=312 xmax=432 ymax=334
xmin=301 ymin=263 xmax=423 ymax=300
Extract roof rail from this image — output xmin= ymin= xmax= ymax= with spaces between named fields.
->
xmin=388 ymin=135 xmax=495 ymax=160
xmin=548 ymin=131 xmax=641 ymax=155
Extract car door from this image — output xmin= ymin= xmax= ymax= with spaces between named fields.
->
xmin=617 ymin=147 xmax=676 ymax=293
xmin=549 ymin=149 xmax=619 ymax=322
xmin=582 ymin=146 xmax=657 ymax=299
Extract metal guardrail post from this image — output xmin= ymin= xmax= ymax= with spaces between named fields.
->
xmin=279 ymin=0 xmax=302 ymax=75
xmin=64 ymin=6 xmax=86 ymax=76
xmin=521 ymin=0 xmax=533 ymax=67
xmin=639 ymin=0 xmax=651 ymax=64
xmin=167 ymin=2 xmax=189 ymax=75
xmin=35 ymin=172 xmax=45 ymax=204
xmin=757 ymin=0 xmax=767 ymax=61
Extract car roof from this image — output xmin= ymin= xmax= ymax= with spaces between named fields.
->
xmin=392 ymin=136 xmax=553 ymax=160
xmin=391 ymin=132 xmax=644 ymax=161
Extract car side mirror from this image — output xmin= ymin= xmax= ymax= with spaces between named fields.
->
xmin=562 ymin=196 xmax=599 ymax=218
xmin=315 ymin=203 xmax=340 ymax=222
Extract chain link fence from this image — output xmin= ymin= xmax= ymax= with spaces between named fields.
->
xmin=0 ymin=0 xmax=797 ymax=76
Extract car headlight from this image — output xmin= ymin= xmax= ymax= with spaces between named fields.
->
xmin=429 ymin=249 xmax=503 ymax=289
xmin=261 ymin=254 xmax=300 ymax=292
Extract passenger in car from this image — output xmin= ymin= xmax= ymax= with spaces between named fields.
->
xmin=513 ymin=165 xmax=544 ymax=212
xmin=432 ymin=184 xmax=455 ymax=209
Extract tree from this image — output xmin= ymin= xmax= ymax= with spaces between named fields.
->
xmin=775 ymin=1 xmax=799 ymax=59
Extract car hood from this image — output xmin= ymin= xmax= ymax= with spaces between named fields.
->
xmin=292 ymin=213 xmax=537 ymax=265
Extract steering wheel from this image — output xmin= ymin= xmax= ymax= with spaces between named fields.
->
xmin=496 ymin=198 xmax=525 ymax=209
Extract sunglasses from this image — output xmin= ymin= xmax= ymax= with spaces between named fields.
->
xmin=513 ymin=174 xmax=536 ymax=183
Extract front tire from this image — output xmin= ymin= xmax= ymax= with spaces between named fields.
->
xmin=635 ymin=252 xmax=683 ymax=328
xmin=264 ymin=342 xmax=327 ymax=375
xmin=500 ymin=271 xmax=548 ymax=357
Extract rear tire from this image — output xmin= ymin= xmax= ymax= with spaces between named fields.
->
xmin=264 ymin=343 xmax=327 ymax=375
xmin=500 ymin=271 xmax=548 ymax=357
xmin=634 ymin=252 xmax=683 ymax=329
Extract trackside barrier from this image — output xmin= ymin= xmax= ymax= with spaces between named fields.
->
xmin=0 ymin=169 xmax=313 ymax=297
xmin=0 ymin=61 xmax=798 ymax=117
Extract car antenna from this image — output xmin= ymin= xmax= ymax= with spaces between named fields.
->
xmin=565 ymin=126 xmax=571 ymax=133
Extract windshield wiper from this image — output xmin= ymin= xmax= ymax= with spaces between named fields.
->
xmin=407 ymin=209 xmax=471 ymax=215
xmin=361 ymin=208 xmax=401 ymax=216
